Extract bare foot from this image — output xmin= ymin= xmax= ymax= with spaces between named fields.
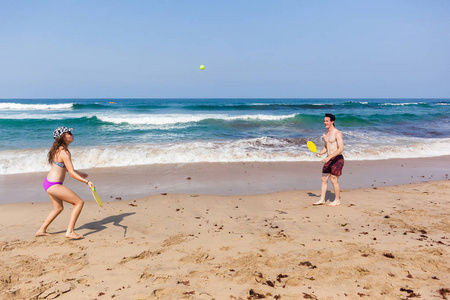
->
xmin=313 ymin=200 xmax=326 ymax=206
xmin=327 ymin=201 xmax=341 ymax=206
xmin=35 ymin=231 xmax=52 ymax=237
xmin=65 ymin=232 xmax=84 ymax=240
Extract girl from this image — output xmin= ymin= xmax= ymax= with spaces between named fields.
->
xmin=36 ymin=127 xmax=94 ymax=239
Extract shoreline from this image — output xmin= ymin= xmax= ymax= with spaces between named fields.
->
xmin=0 ymin=156 xmax=450 ymax=204
xmin=1 ymin=156 xmax=450 ymax=204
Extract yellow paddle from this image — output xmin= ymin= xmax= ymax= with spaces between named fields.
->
xmin=92 ymin=187 xmax=103 ymax=207
xmin=307 ymin=141 xmax=317 ymax=153
xmin=307 ymin=141 xmax=322 ymax=157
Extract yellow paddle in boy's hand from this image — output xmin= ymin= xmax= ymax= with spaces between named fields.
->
xmin=92 ymin=187 xmax=103 ymax=207
xmin=307 ymin=141 xmax=322 ymax=157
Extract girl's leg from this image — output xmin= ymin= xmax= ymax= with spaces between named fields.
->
xmin=47 ymin=185 xmax=85 ymax=239
xmin=36 ymin=194 xmax=64 ymax=236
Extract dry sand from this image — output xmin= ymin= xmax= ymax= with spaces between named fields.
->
xmin=0 ymin=159 xmax=449 ymax=299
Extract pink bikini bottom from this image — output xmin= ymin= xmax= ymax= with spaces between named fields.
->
xmin=43 ymin=177 xmax=63 ymax=191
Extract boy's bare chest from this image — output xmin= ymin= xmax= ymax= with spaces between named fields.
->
xmin=325 ymin=133 xmax=336 ymax=144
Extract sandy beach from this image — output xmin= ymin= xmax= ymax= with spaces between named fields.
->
xmin=1 ymin=158 xmax=449 ymax=299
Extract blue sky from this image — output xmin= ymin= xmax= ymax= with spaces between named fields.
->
xmin=1 ymin=1 xmax=449 ymax=98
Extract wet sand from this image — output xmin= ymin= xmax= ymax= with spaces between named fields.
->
xmin=1 ymin=156 xmax=449 ymax=204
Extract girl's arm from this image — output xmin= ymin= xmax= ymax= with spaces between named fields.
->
xmin=60 ymin=150 xmax=95 ymax=189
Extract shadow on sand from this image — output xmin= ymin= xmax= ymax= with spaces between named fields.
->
xmin=307 ymin=191 xmax=337 ymax=203
xmin=76 ymin=212 xmax=136 ymax=237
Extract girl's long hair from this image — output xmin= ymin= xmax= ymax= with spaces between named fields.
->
xmin=47 ymin=134 xmax=69 ymax=164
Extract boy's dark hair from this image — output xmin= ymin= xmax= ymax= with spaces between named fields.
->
xmin=325 ymin=113 xmax=335 ymax=123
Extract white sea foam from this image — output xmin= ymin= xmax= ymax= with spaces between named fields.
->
xmin=1 ymin=137 xmax=450 ymax=175
xmin=0 ymin=110 xmax=296 ymax=123
xmin=380 ymin=102 xmax=426 ymax=106
xmin=0 ymin=103 xmax=73 ymax=110
xmin=98 ymin=113 xmax=297 ymax=125
xmin=346 ymin=101 xmax=368 ymax=105
xmin=0 ymin=112 xmax=95 ymax=120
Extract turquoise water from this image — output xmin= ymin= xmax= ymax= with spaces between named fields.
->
xmin=1 ymin=98 xmax=449 ymax=174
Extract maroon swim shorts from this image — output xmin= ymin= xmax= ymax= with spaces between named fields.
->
xmin=322 ymin=154 xmax=344 ymax=176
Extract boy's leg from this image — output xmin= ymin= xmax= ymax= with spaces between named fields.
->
xmin=313 ymin=173 xmax=330 ymax=205
xmin=328 ymin=175 xmax=341 ymax=206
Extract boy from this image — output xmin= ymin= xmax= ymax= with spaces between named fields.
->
xmin=313 ymin=113 xmax=344 ymax=206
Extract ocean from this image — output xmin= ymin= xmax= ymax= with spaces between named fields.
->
xmin=1 ymin=98 xmax=449 ymax=175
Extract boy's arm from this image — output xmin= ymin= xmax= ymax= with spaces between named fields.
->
xmin=317 ymin=135 xmax=327 ymax=156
